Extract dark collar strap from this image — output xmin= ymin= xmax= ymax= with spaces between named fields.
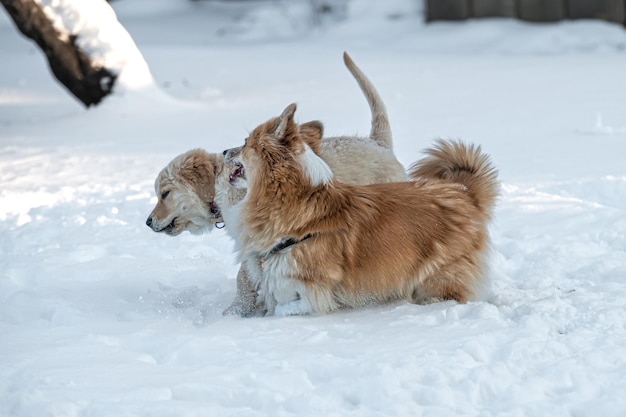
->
xmin=264 ymin=233 xmax=314 ymax=261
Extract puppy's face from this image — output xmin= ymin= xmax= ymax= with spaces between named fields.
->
xmin=224 ymin=103 xmax=328 ymax=190
xmin=223 ymin=146 xmax=247 ymax=190
xmin=146 ymin=149 xmax=218 ymax=236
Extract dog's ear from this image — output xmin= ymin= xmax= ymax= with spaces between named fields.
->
xmin=299 ymin=120 xmax=324 ymax=154
xmin=179 ymin=150 xmax=217 ymax=204
xmin=272 ymin=103 xmax=297 ymax=140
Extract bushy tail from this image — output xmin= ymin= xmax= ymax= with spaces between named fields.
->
xmin=343 ymin=52 xmax=392 ymax=150
xmin=409 ymin=139 xmax=499 ymax=218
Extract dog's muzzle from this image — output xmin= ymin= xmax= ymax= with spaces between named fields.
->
xmin=146 ymin=216 xmax=177 ymax=234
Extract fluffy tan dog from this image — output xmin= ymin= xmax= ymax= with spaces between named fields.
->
xmin=146 ymin=52 xmax=407 ymax=315
xmin=224 ymin=103 xmax=499 ymax=315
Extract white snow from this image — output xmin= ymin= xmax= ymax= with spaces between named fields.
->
xmin=35 ymin=0 xmax=155 ymax=91
xmin=1 ymin=1 xmax=626 ymax=416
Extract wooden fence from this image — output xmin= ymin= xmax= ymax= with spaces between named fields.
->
xmin=425 ymin=0 xmax=626 ymax=26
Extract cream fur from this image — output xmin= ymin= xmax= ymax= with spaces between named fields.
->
xmin=229 ymin=103 xmax=499 ymax=316
xmin=146 ymin=149 xmax=218 ymax=236
xmin=147 ymin=52 xmax=407 ymax=316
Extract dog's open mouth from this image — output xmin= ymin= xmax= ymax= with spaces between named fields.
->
xmin=229 ymin=164 xmax=245 ymax=183
xmin=161 ymin=217 xmax=177 ymax=234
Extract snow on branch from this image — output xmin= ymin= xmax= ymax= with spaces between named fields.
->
xmin=1 ymin=0 xmax=154 ymax=107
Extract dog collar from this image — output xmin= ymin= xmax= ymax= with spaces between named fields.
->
xmin=261 ymin=234 xmax=314 ymax=269
xmin=209 ymin=201 xmax=225 ymax=229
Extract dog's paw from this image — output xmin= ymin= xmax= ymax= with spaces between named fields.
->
xmin=222 ymin=299 xmax=267 ymax=318
xmin=222 ymin=301 xmax=253 ymax=317
xmin=222 ymin=302 xmax=245 ymax=317
xmin=274 ymin=299 xmax=311 ymax=317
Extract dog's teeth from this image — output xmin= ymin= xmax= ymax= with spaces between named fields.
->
xmin=229 ymin=166 xmax=244 ymax=183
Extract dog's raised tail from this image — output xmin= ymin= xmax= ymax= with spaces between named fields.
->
xmin=409 ymin=139 xmax=499 ymax=218
xmin=343 ymin=52 xmax=392 ymax=150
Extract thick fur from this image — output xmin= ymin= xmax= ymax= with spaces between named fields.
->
xmin=146 ymin=52 xmax=403 ymax=236
xmin=146 ymin=149 xmax=218 ymax=236
xmin=408 ymin=139 xmax=499 ymax=218
xmin=146 ymin=52 xmax=406 ymax=315
xmin=224 ymin=103 xmax=499 ymax=315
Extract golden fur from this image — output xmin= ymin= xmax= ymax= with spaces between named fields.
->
xmin=146 ymin=149 xmax=219 ymax=236
xmin=146 ymin=52 xmax=404 ymax=237
xmin=146 ymin=52 xmax=407 ymax=315
xmin=224 ymin=103 xmax=499 ymax=315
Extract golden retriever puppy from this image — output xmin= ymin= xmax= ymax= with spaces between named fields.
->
xmin=224 ymin=103 xmax=499 ymax=316
xmin=145 ymin=149 xmax=222 ymax=236
xmin=146 ymin=52 xmax=407 ymax=315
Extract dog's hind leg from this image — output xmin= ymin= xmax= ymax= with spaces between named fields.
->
xmin=414 ymin=261 xmax=482 ymax=304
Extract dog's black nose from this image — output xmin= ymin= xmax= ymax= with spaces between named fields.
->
xmin=223 ymin=150 xmax=228 ymax=156
xmin=146 ymin=217 xmax=153 ymax=228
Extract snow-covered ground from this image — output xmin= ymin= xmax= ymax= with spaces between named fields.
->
xmin=1 ymin=1 xmax=626 ymax=416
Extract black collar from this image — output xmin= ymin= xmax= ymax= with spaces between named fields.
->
xmin=209 ymin=201 xmax=225 ymax=229
xmin=262 ymin=234 xmax=314 ymax=264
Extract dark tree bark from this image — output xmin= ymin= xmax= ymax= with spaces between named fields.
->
xmin=1 ymin=0 xmax=117 ymax=107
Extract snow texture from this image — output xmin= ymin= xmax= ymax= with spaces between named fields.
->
xmin=36 ymin=0 xmax=155 ymax=91
xmin=1 ymin=0 xmax=625 ymax=416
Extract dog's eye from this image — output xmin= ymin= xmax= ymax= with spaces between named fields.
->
xmin=161 ymin=190 xmax=170 ymax=200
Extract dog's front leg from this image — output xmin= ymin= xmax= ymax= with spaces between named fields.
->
xmin=222 ymin=261 xmax=261 ymax=317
